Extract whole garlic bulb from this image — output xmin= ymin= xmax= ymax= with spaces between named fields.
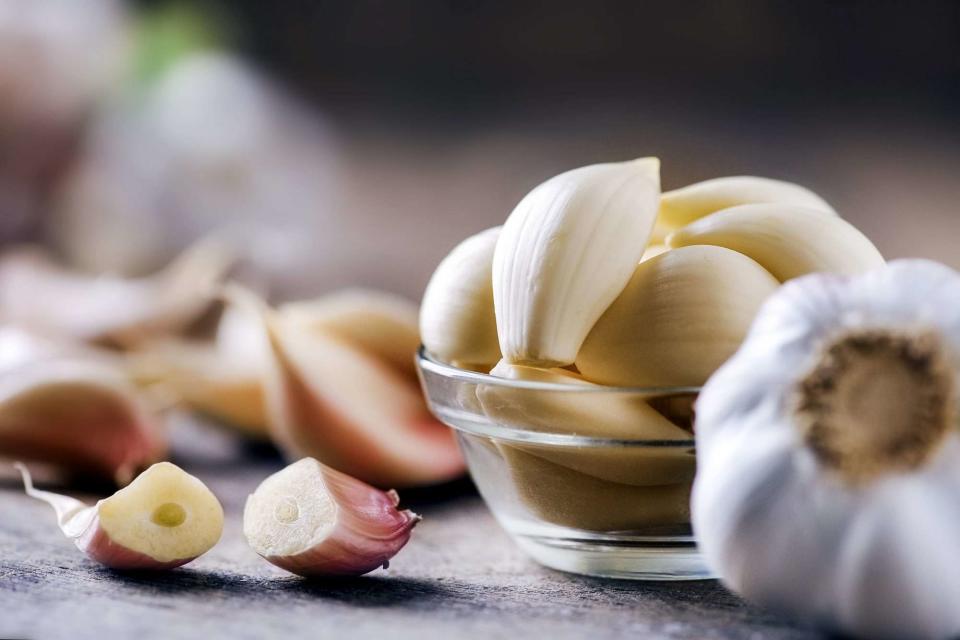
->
xmin=693 ymin=260 xmax=960 ymax=640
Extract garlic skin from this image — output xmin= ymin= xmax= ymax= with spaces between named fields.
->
xmin=658 ymin=175 xmax=836 ymax=228
xmin=0 ymin=355 xmax=166 ymax=484
xmin=693 ymin=260 xmax=960 ymax=640
xmin=17 ymin=462 xmax=223 ymax=570
xmin=667 ymin=204 xmax=885 ymax=282
xmin=420 ymin=226 xmax=502 ymax=369
xmin=493 ymin=158 xmax=660 ymax=367
xmin=243 ymin=457 xmax=419 ymax=577
xmin=576 ymin=245 xmax=780 ymax=387
xmin=0 ymin=239 xmax=232 ymax=347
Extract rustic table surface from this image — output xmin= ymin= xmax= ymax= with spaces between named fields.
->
xmin=0 ymin=417 xmax=822 ymax=640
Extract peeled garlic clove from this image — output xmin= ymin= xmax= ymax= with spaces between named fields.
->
xmin=17 ymin=461 xmax=223 ymax=569
xmin=497 ymin=446 xmax=691 ymax=531
xmin=0 ymin=238 xmax=232 ymax=346
xmin=0 ymin=359 xmax=166 ymax=484
xmin=229 ymin=287 xmax=464 ymax=488
xmin=658 ymin=175 xmax=836 ymax=228
xmin=576 ymin=245 xmax=780 ymax=387
xmin=244 ymin=457 xmax=419 ymax=577
xmin=493 ymin=158 xmax=660 ymax=367
xmin=667 ymin=204 xmax=885 ymax=282
xmin=640 ymin=244 xmax=669 ymax=262
xmin=420 ymin=226 xmax=502 ymax=369
xmin=280 ymin=289 xmax=421 ymax=379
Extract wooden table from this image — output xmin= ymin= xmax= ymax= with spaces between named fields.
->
xmin=0 ymin=417 xmax=820 ymax=640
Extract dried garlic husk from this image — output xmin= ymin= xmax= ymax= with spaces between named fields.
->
xmin=17 ymin=462 xmax=223 ymax=570
xmin=0 ymin=239 xmax=232 ymax=346
xmin=229 ymin=287 xmax=464 ymax=488
xmin=693 ymin=260 xmax=960 ymax=640
xmin=243 ymin=458 xmax=419 ymax=577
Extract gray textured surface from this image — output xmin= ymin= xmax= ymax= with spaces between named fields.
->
xmin=0 ymin=418 xmax=821 ymax=640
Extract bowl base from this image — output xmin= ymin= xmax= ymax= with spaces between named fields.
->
xmin=514 ymin=534 xmax=715 ymax=581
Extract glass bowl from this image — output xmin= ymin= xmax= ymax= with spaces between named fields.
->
xmin=416 ymin=347 xmax=712 ymax=581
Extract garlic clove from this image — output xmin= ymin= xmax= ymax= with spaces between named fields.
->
xmin=420 ymin=226 xmax=502 ymax=369
xmin=493 ymin=158 xmax=660 ymax=367
xmin=658 ymin=175 xmax=836 ymax=229
xmin=666 ymin=204 xmax=885 ymax=282
xmin=576 ymin=245 xmax=780 ymax=387
xmin=243 ymin=457 xmax=420 ymax=577
xmin=497 ymin=445 xmax=692 ymax=531
xmin=0 ymin=359 xmax=166 ymax=484
xmin=0 ymin=238 xmax=233 ymax=347
xmin=640 ymin=243 xmax=670 ymax=262
xmin=279 ymin=289 xmax=421 ymax=379
xmin=17 ymin=461 xmax=223 ymax=569
xmin=228 ymin=287 xmax=465 ymax=488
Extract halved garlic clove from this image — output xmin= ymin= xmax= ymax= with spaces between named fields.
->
xmin=667 ymin=204 xmax=885 ymax=282
xmin=576 ymin=245 xmax=780 ymax=387
xmin=243 ymin=457 xmax=420 ymax=577
xmin=658 ymin=175 xmax=836 ymax=229
xmin=493 ymin=158 xmax=660 ymax=367
xmin=228 ymin=287 xmax=464 ymax=488
xmin=0 ymin=358 xmax=166 ymax=484
xmin=280 ymin=289 xmax=421 ymax=379
xmin=0 ymin=238 xmax=233 ymax=347
xmin=17 ymin=461 xmax=223 ymax=570
xmin=420 ymin=226 xmax=502 ymax=369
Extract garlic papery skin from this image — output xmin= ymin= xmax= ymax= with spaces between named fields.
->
xmin=0 ymin=239 xmax=232 ymax=347
xmin=692 ymin=259 xmax=960 ymax=640
xmin=493 ymin=158 xmax=660 ymax=367
xmin=666 ymin=204 xmax=885 ymax=282
xmin=0 ymin=358 xmax=166 ymax=484
xmin=243 ymin=457 xmax=420 ymax=577
xmin=420 ymin=226 xmax=502 ymax=369
xmin=17 ymin=461 xmax=223 ymax=570
xmin=576 ymin=245 xmax=780 ymax=387
xmin=658 ymin=175 xmax=836 ymax=229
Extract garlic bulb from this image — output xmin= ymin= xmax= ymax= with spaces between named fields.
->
xmin=658 ymin=175 xmax=836 ymax=228
xmin=243 ymin=457 xmax=420 ymax=577
xmin=493 ymin=158 xmax=660 ymax=366
xmin=667 ymin=204 xmax=884 ymax=281
xmin=693 ymin=260 xmax=960 ymax=640
xmin=420 ymin=226 xmax=501 ymax=369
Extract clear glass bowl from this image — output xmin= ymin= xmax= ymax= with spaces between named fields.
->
xmin=416 ymin=347 xmax=712 ymax=581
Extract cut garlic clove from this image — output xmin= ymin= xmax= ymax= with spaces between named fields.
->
xmin=17 ymin=461 xmax=223 ymax=569
xmin=243 ymin=457 xmax=420 ymax=577
xmin=493 ymin=158 xmax=661 ymax=367
xmin=658 ymin=175 xmax=836 ymax=229
xmin=280 ymin=289 xmax=422 ymax=379
xmin=576 ymin=245 xmax=780 ymax=387
xmin=0 ymin=359 xmax=166 ymax=484
xmin=666 ymin=203 xmax=885 ymax=282
xmin=497 ymin=446 xmax=691 ymax=531
xmin=229 ymin=287 xmax=464 ymax=488
xmin=420 ymin=226 xmax=502 ymax=369
xmin=0 ymin=238 xmax=233 ymax=347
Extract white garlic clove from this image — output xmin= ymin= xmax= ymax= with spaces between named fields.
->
xmin=692 ymin=259 xmax=960 ymax=640
xmin=640 ymin=243 xmax=669 ymax=262
xmin=576 ymin=245 xmax=780 ymax=387
xmin=667 ymin=204 xmax=885 ymax=282
xmin=228 ymin=287 xmax=464 ymax=488
xmin=279 ymin=289 xmax=421 ymax=379
xmin=0 ymin=358 xmax=166 ymax=484
xmin=17 ymin=461 xmax=223 ymax=570
xmin=420 ymin=226 xmax=502 ymax=369
xmin=243 ymin=457 xmax=420 ymax=577
xmin=0 ymin=238 xmax=233 ymax=347
xmin=493 ymin=158 xmax=660 ymax=367
xmin=658 ymin=175 xmax=836 ymax=229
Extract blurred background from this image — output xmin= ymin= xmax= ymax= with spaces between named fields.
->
xmin=3 ymin=0 xmax=958 ymax=301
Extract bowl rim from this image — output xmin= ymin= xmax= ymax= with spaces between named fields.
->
xmin=417 ymin=346 xmax=702 ymax=395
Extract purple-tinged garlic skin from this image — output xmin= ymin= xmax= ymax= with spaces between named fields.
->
xmin=244 ymin=458 xmax=420 ymax=577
